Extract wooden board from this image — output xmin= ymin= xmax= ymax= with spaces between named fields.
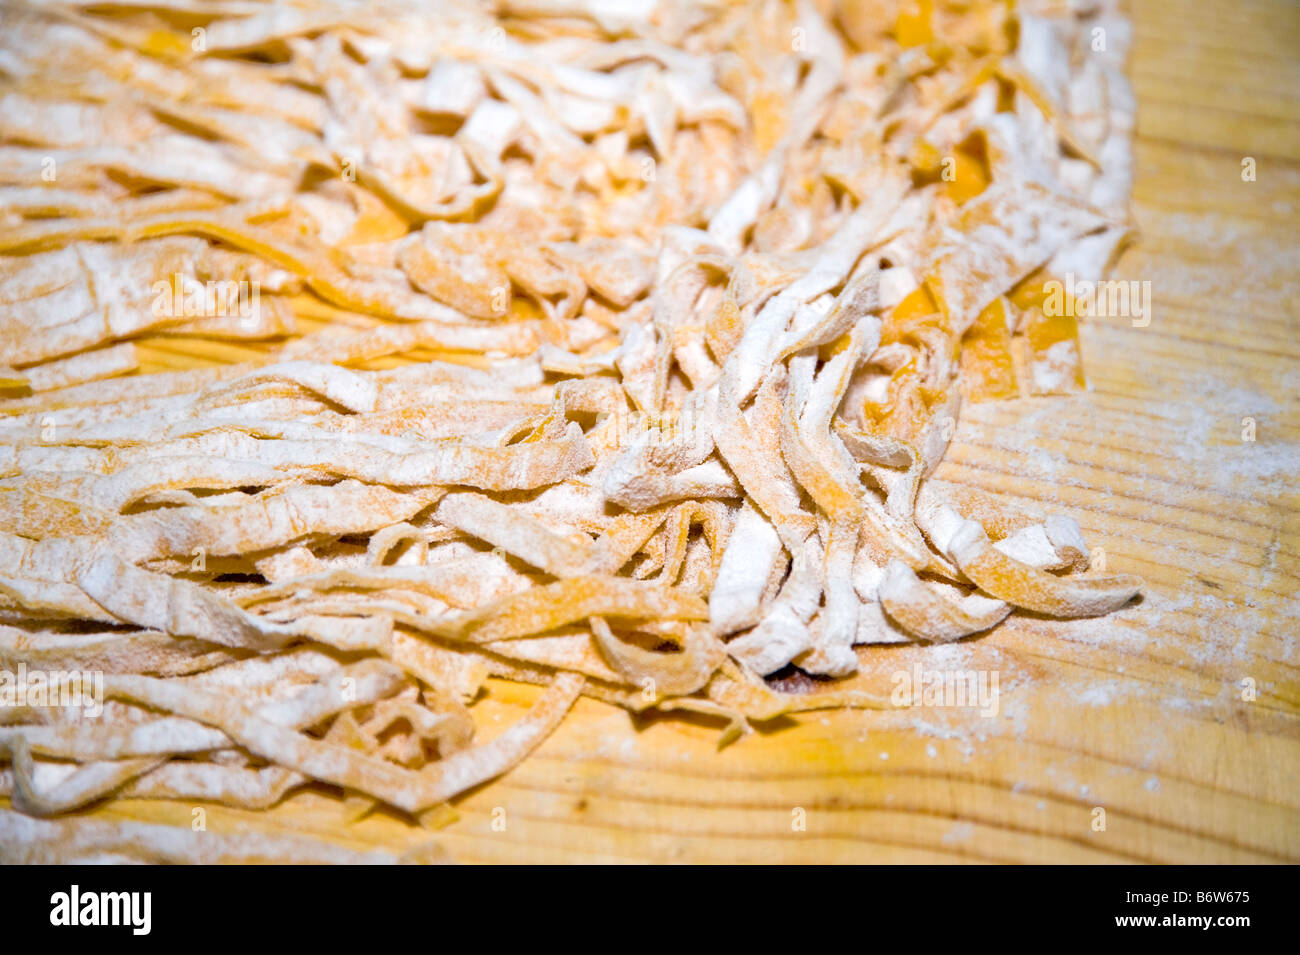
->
xmin=16 ymin=0 xmax=1299 ymax=863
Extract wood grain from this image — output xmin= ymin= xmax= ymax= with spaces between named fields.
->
xmin=12 ymin=0 xmax=1299 ymax=863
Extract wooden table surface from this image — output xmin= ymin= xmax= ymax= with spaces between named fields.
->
xmin=17 ymin=0 xmax=1299 ymax=863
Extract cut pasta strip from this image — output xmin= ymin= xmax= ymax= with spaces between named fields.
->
xmin=97 ymin=670 xmax=583 ymax=815
xmin=0 ymin=809 xmax=431 ymax=863
xmin=946 ymin=520 xmax=1141 ymax=617
xmin=878 ymin=560 xmax=1012 ymax=643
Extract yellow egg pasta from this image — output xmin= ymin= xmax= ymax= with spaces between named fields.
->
xmin=0 ymin=0 xmax=1138 ymax=862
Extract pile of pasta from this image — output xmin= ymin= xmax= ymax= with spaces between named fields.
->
xmin=0 ymin=0 xmax=1141 ymax=861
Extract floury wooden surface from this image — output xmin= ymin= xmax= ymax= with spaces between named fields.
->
xmin=23 ymin=0 xmax=1300 ymax=862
